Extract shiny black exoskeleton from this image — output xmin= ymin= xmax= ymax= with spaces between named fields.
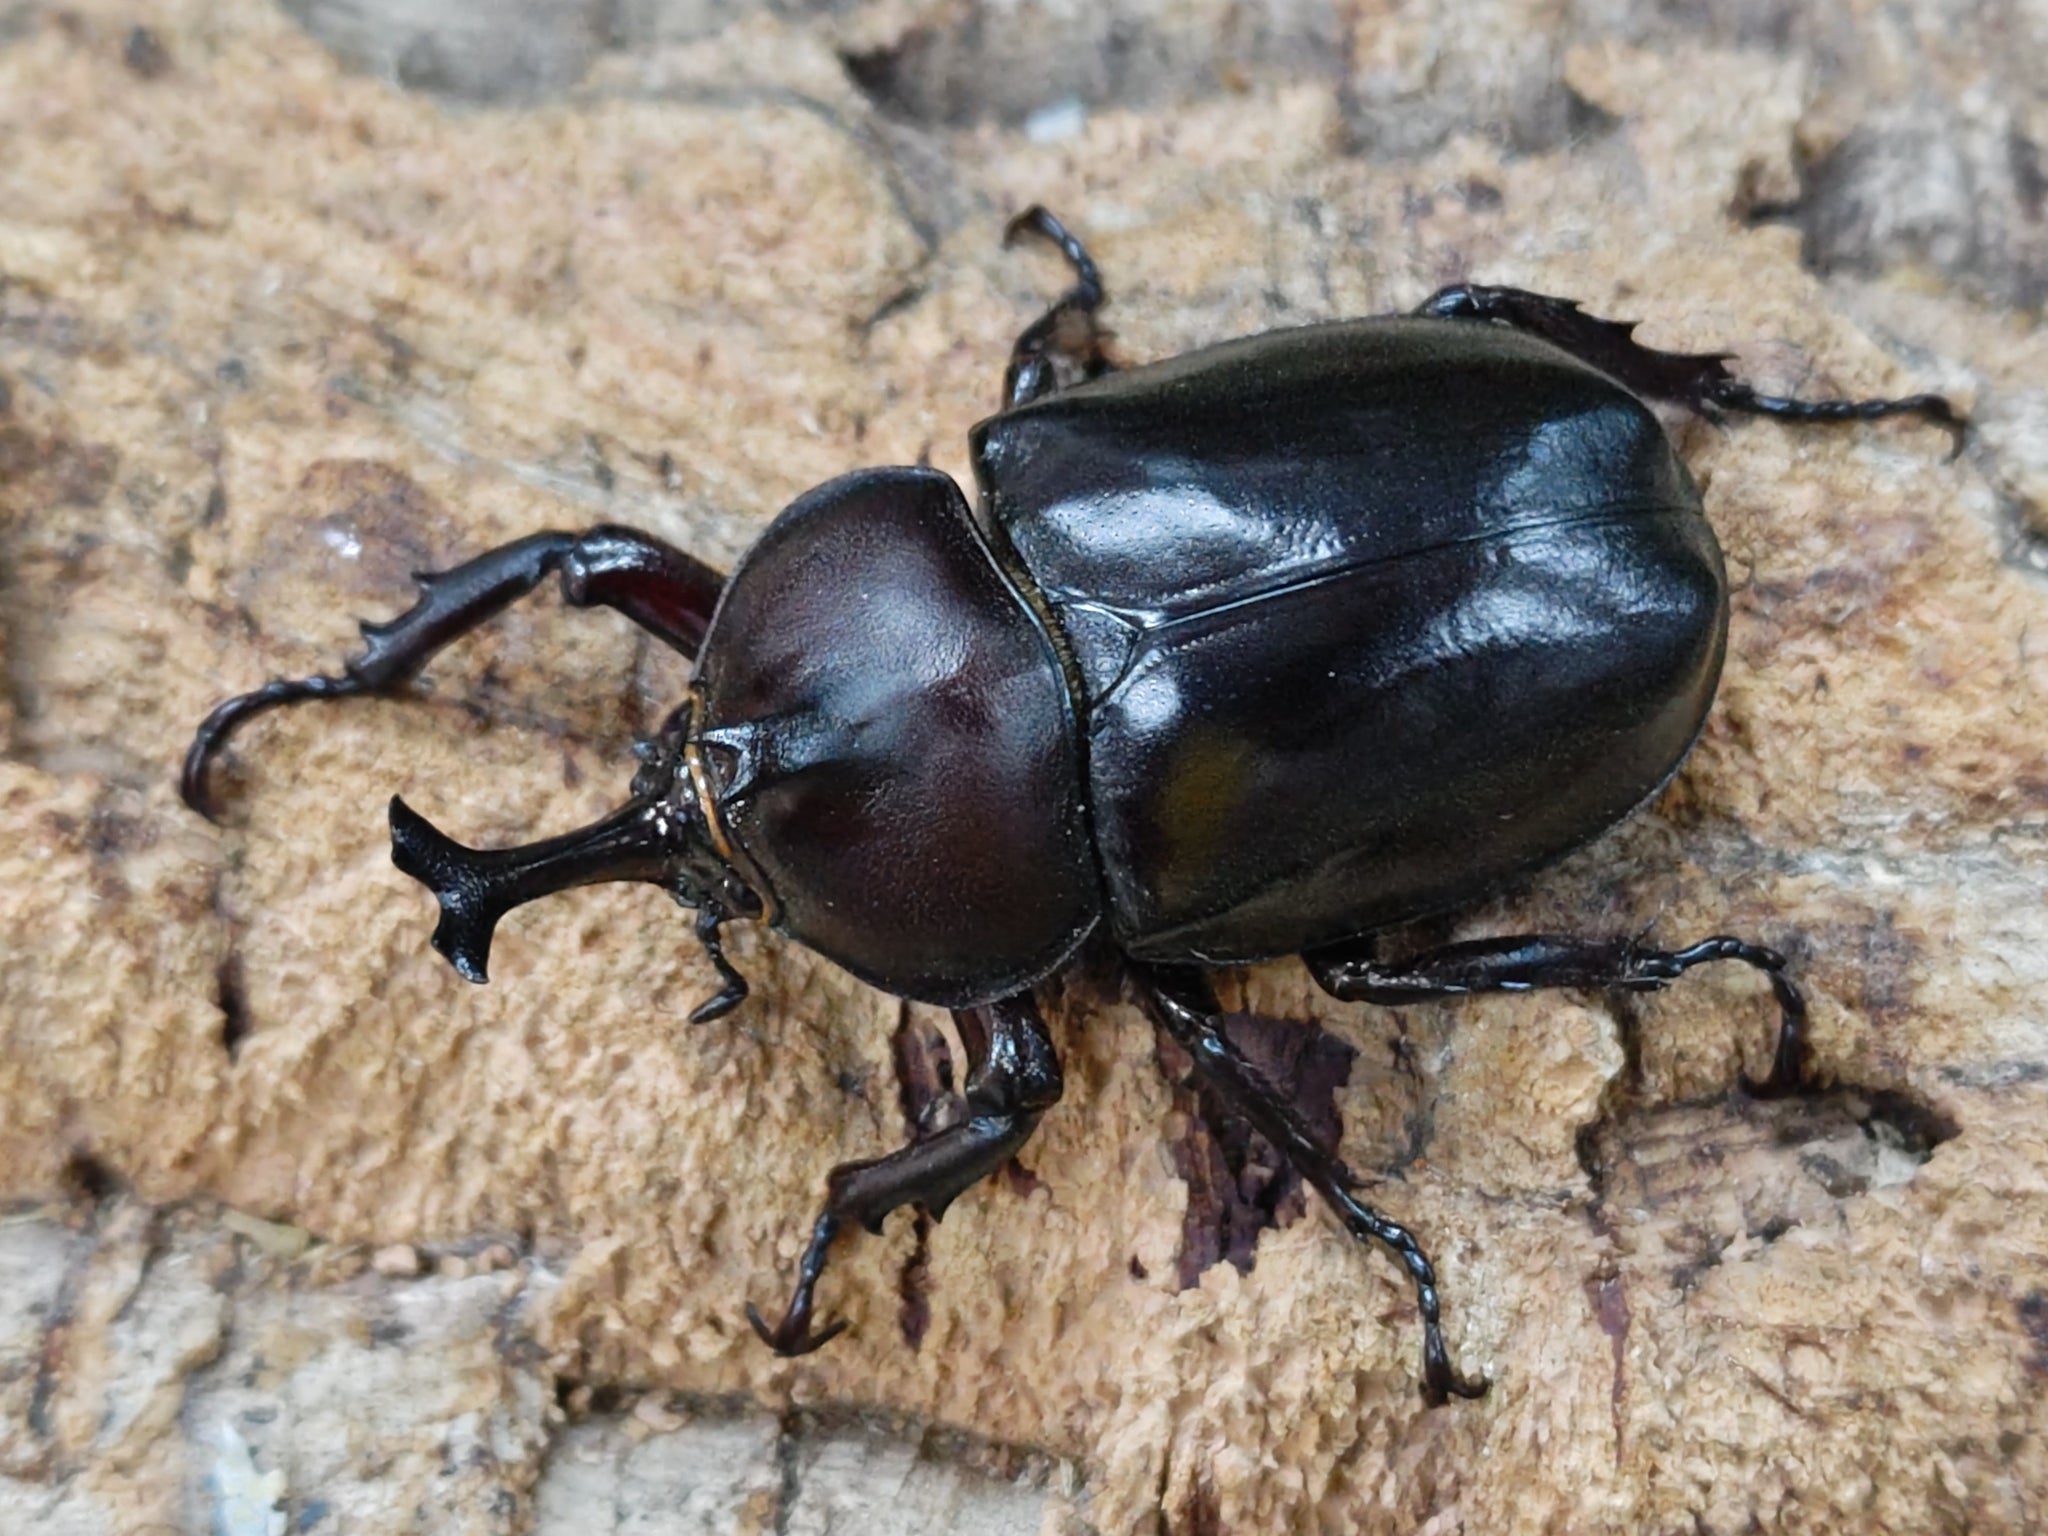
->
xmin=183 ymin=208 xmax=1961 ymax=1403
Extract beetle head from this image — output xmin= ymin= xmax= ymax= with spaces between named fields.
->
xmin=387 ymin=733 xmax=762 ymax=1020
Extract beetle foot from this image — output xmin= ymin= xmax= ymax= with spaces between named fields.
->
xmin=182 ymin=674 xmax=362 ymax=819
xmin=1001 ymin=204 xmax=1114 ymax=407
xmin=1662 ymin=938 xmax=1811 ymax=1099
xmin=744 ymin=1299 xmax=849 ymax=1357
xmin=1738 ymin=1008 xmax=1811 ymax=1100
xmin=746 ymin=1213 xmax=848 ymax=1357
xmin=1421 ymin=1332 xmax=1491 ymax=1407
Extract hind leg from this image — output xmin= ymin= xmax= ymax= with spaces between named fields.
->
xmin=1130 ymin=962 xmax=1490 ymax=1406
xmin=1307 ymin=930 xmax=1809 ymax=1097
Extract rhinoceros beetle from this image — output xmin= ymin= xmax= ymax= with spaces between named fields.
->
xmin=184 ymin=207 xmax=1960 ymax=1404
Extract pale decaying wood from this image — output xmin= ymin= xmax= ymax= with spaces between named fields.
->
xmin=1 ymin=1 xmax=2044 ymax=1532
xmin=0 ymin=1205 xmax=1061 ymax=1532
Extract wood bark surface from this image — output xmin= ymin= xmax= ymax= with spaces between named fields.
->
xmin=1 ymin=2 xmax=2045 ymax=1532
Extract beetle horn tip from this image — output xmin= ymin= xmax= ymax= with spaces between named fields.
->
xmin=389 ymin=795 xmax=499 ymax=984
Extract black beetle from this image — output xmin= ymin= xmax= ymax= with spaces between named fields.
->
xmin=184 ymin=207 xmax=1960 ymax=1403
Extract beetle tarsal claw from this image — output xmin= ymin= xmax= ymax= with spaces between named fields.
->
xmin=744 ymin=1300 xmax=849 ymax=1357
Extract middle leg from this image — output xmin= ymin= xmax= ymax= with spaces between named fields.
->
xmin=747 ymin=991 xmax=1063 ymax=1355
xmin=1001 ymin=205 xmax=1116 ymax=407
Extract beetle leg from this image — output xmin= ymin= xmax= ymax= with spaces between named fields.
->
xmin=1416 ymin=283 xmax=1965 ymax=454
xmin=1002 ymin=205 xmax=1116 ymax=408
xmin=687 ymin=906 xmax=751 ymax=1024
xmin=182 ymin=526 xmax=723 ymax=818
xmin=1131 ymin=963 xmax=1490 ymax=1407
xmin=745 ymin=992 xmax=1062 ymax=1356
xmin=1306 ymin=932 xmax=1809 ymax=1098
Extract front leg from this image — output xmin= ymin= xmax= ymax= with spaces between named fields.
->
xmin=1131 ymin=963 xmax=1489 ymax=1406
xmin=1418 ymin=283 xmax=1963 ymax=452
xmin=183 ymin=525 xmax=723 ymax=817
xmin=746 ymin=993 xmax=1062 ymax=1354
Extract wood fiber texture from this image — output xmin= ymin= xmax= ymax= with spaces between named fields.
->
xmin=1 ymin=2 xmax=2044 ymax=1532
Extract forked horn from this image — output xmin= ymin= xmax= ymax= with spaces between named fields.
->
xmin=388 ymin=795 xmax=694 ymax=983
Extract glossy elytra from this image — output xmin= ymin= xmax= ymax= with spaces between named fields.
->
xmin=184 ymin=207 xmax=1961 ymax=1403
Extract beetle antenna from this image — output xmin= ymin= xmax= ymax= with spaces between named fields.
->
xmin=388 ymin=794 xmax=704 ymax=984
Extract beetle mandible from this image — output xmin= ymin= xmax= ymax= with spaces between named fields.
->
xmin=183 ymin=207 xmax=1961 ymax=1403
